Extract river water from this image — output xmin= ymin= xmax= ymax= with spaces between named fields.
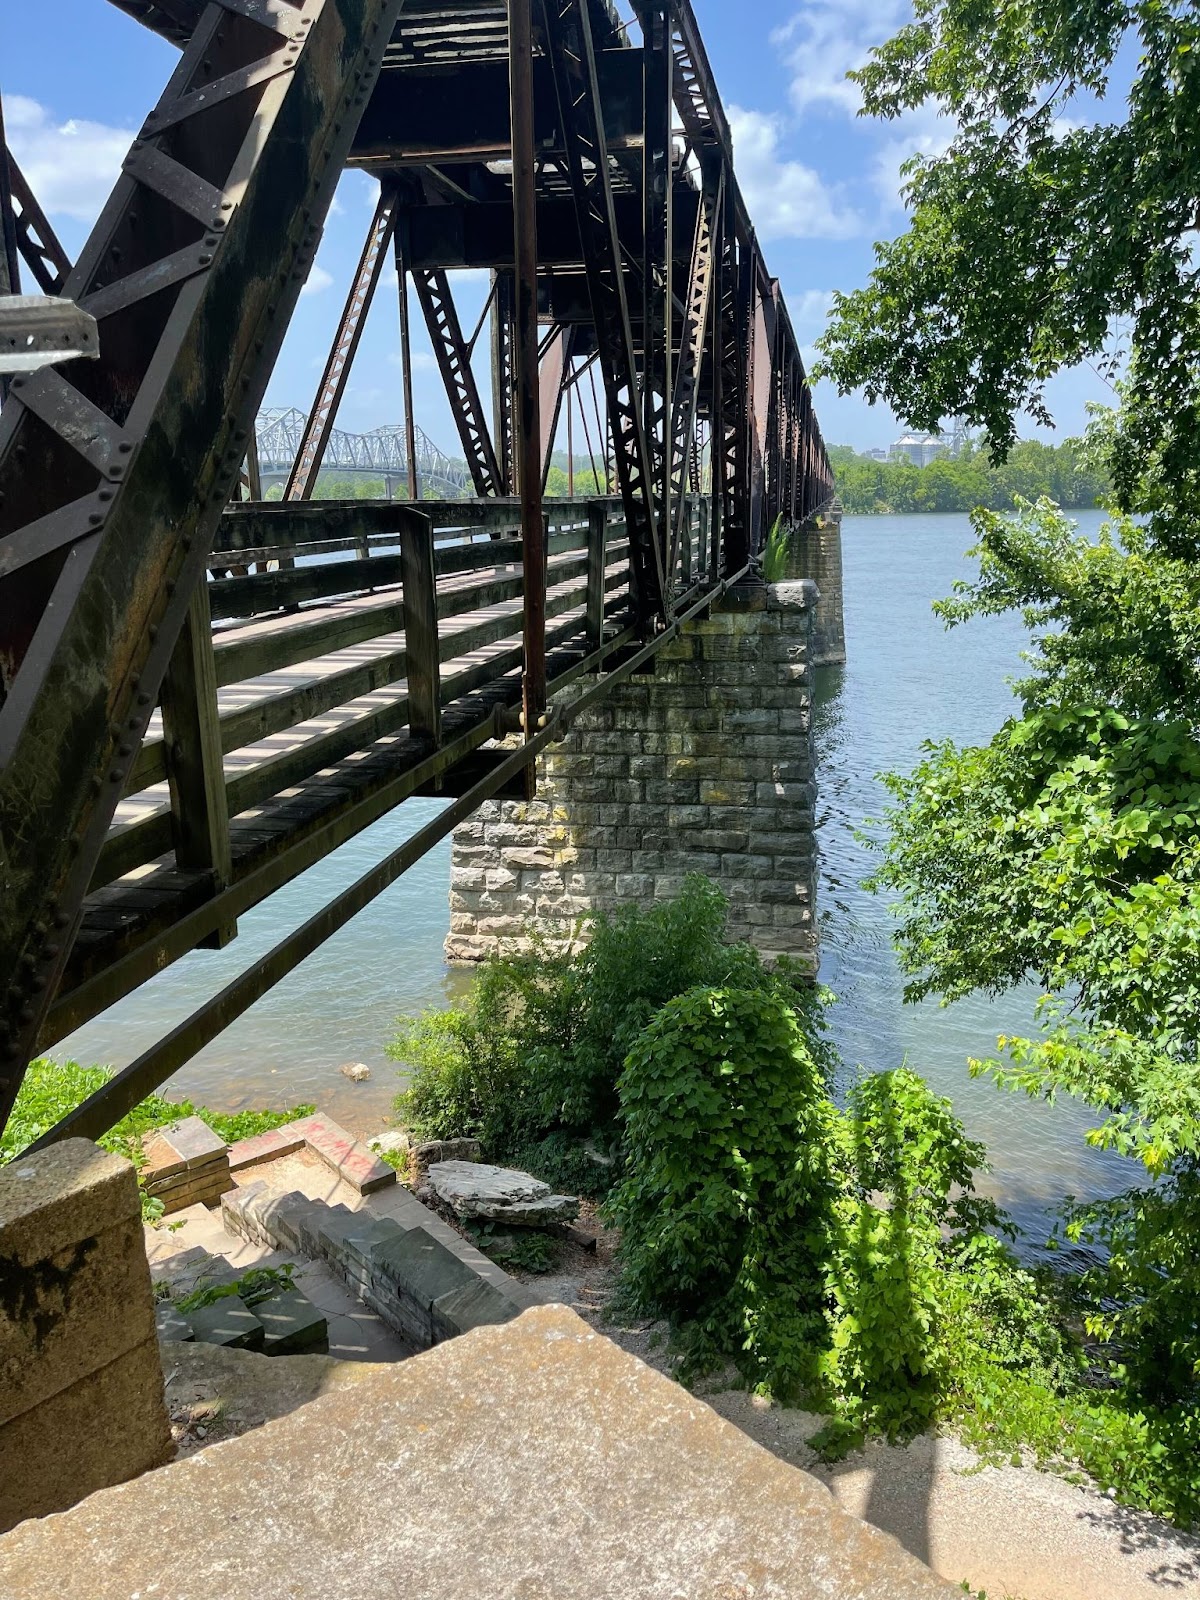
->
xmin=56 ymin=509 xmax=1134 ymax=1242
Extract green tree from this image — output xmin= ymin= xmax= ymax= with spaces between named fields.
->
xmin=814 ymin=0 xmax=1200 ymax=541
xmin=814 ymin=1 xmax=1200 ymax=1409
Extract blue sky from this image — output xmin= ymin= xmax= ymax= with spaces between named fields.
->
xmin=3 ymin=0 xmax=1112 ymax=456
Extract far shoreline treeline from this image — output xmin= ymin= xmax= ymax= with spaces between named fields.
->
xmin=830 ymin=438 xmax=1107 ymax=516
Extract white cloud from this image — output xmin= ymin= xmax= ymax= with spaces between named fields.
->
xmin=299 ymin=265 xmax=334 ymax=299
xmin=790 ymin=289 xmax=837 ymax=334
xmin=728 ymin=108 xmax=860 ymax=241
xmin=4 ymin=94 xmax=132 ymax=222
xmin=872 ymin=104 xmax=955 ymax=211
xmin=772 ymin=0 xmax=910 ymax=117
xmin=388 ymin=350 xmax=438 ymax=372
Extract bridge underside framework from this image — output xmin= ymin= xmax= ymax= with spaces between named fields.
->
xmin=0 ymin=0 xmax=833 ymax=1150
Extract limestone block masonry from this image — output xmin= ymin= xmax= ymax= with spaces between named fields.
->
xmin=447 ymin=580 xmax=820 ymax=966
xmin=0 ymin=1139 xmax=174 ymax=1532
xmin=795 ymin=504 xmax=847 ymax=667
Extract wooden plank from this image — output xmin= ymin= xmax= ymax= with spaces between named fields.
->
xmin=401 ymin=511 xmax=442 ymax=745
xmin=213 ymin=599 xmax=407 ymax=686
xmin=158 ymin=584 xmax=235 ymax=949
xmin=209 ymin=554 xmax=406 ymax=621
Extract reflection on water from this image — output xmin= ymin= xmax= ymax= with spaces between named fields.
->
xmin=805 ymin=512 xmax=1135 ymax=1246
xmin=56 ymin=510 xmax=1137 ymax=1243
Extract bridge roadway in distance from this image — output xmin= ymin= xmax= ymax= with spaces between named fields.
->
xmin=0 ymin=0 xmax=836 ymax=1152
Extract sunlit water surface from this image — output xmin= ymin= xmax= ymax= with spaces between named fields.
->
xmin=57 ymin=509 xmax=1136 ymax=1243
xmin=809 ymin=510 xmax=1133 ymax=1244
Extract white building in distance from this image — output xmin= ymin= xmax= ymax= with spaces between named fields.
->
xmin=889 ymin=432 xmax=950 ymax=466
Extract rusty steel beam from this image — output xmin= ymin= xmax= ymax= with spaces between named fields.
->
xmin=105 ymin=0 xmax=206 ymax=47
xmin=667 ymin=164 xmax=721 ymax=578
xmin=490 ymin=268 xmax=516 ymax=496
xmin=4 ymin=154 xmax=73 ymax=296
xmin=642 ymin=0 xmax=673 ymax=581
xmin=539 ymin=0 xmax=667 ymax=628
xmin=0 ymin=0 xmax=407 ymax=1136
xmin=412 ymin=266 xmax=504 ymax=497
xmin=510 ymin=0 xmax=547 ymax=732
xmin=0 ymin=100 xmax=21 ymax=299
xmin=285 ymin=186 xmax=399 ymax=501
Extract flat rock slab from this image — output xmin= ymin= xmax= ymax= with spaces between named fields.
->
xmin=0 ymin=1306 xmax=956 ymax=1599
xmin=428 ymin=1160 xmax=580 ymax=1225
xmin=257 ymin=1291 xmax=328 ymax=1357
xmin=186 ymin=1296 xmax=264 ymax=1352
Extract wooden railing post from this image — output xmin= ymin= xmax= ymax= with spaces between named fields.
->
xmin=586 ymin=499 xmax=608 ymax=651
xmin=160 ymin=582 xmax=236 ymax=949
xmin=401 ymin=508 xmax=442 ymax=746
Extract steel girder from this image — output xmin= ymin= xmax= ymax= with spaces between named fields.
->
xmin=713 ymin=201 xmax=749 ymax=575
xmin=0 ymin=0 xmax=406 ymax=1131
xmin=412 ymin=265 xmax=504 ymax=497
xmin=538 ymin=0 xmax=667 ymax=628
xmin=286 ymin=186 xmax=400 ymax=500
xmin=666 ymin=164 xmax=721 ymax=580
xmin=0 ymin=144 xmax=73 ymax=296
xmin=641 ymin=0 xmax=673 ymax=584
xmin=490 ymin=268 xmax=516 ymax=496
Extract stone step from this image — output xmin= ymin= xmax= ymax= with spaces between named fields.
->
xmin=222 ymin=1181 xmax=533 ymax=1353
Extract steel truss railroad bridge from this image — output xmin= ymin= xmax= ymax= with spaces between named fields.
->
xmin=0 ymin=0 xmax=834 ymax=1152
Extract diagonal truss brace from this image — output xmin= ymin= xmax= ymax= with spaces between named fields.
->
xmin=667 ymin=164 xmax=722 ymax=579
xmin=412 ymin=267 xmax=504 ymax=497
xmin=0 ymin=0 xmax=407 ymax=1134
xmin=286 ymin=186 xmax=399 ymax=501
xmin=539 ymin=0 xmax=667 ymax=627
xmin=3 ymin=150 xmax=73 ymax=295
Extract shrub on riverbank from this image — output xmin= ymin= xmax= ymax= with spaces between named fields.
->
xmin=388 ymin=876 xmax=828 ymax=1193
xmin=612 ymin=991 xmax=1200 ymax=1523
xmin=391 ymin=880 xmax=1200 ymax=1525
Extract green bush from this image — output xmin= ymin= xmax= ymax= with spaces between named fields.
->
xmin=822 ymin=1069 xmax=1078 ymax=1440
xmin=609 ymin=985 xmax=839 ymax=1396
xmin=389 ymin=876 xmax=826 ymax=1193
xmin=609 ymin=1010 xmax=1200 ymax=1523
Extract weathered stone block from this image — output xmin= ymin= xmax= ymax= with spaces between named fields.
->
xmin=431 ymin=1277 xmax=522 ymax=1342
xmin=446 ymin=592 xmax=820 ymax=971
xmin=258 ymin=1291 xmax=329 ymax=1357
xmin=699 ymin=781 xmax=755 ymax=806
xmin=188 ymin=1296 xmax=264 ymax=1351
xmin=155 ymin=1303 xmax=194 ymax=1343
xmin=0 ymin=1145 xmax=157 ymax=1430
xmin=0 ymin=1334 xmax=173 ymax=1534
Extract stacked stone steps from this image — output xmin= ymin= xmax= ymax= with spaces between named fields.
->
xmin=140 ymin=1117 xmax=235 ymax=1215
xmin=149 ymin=1237 xmax=330 ymax=1356
xmin=223 ymin=1182 xmax=535 ymax=1352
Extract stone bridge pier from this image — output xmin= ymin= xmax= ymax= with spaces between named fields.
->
xmin=447 ymin=580 xmax=821 ymax=967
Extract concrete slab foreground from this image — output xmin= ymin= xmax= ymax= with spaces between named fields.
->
xmin=0 ymin=1305 xmax=956 ymax=1598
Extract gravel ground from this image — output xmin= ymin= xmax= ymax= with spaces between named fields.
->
xmin=518 ymin=1231 xmax=1200 ymax=1600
